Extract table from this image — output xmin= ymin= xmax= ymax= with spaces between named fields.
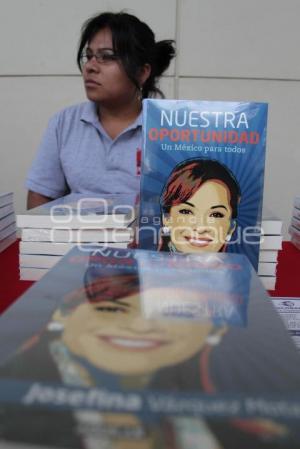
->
xmin=0 ymin=240 xmax=34 ymax=314
xmin=269 ymin=241 xmax=300 ymax=298
xmin=0 ymin=240 xmax=299 ymax=315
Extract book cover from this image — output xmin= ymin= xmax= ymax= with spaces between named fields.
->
xmin=17 ymin=193 xmax=137 ymax=229
xmin=1 ymin=247 xmax=300 ymax=448
xmin=139 ymin=99 xmax=268 ymax=270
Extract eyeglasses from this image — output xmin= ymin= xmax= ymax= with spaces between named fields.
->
xmin=80 ymin=49 xmax=119 ymax=65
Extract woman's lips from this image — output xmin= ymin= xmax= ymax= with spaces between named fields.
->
xmin=98 ymin=336 xmax=166 ymax=351
xmin=84 ymin=80 xmax=101 ymax=87
xmin=185 ymin=236 xmax=213 ymax=248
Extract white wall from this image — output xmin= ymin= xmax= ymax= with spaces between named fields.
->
xmin=0 ymin=0 xmax=299 ymax=238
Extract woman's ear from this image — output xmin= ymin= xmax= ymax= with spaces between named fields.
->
xmin=225 ymin=220 xmax=236 ymax=242
xmin=162 ymin=213 xmax=171 ymax=228
xmin=205 ymin=326 xmax=227 ymax=346
xmin=139 ymin=63 xmax=151 ymax=86
xmin=47 ymin=309 xmax=67 ymax=332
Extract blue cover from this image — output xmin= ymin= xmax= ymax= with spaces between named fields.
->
xmin=139 ymin=99 xmax=268 ymax=270
xmin=1 ymin=247 xmax=300 ymax=448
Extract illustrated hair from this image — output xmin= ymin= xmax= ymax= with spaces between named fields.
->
xmin=160 ymin=158 xmax=241 ymax=218
xmin=77 ymin=11 xmax=176 ymax=98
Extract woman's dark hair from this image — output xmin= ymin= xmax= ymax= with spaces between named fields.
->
xmin=161 ymin=158 xmax=241 ymax=218
xmin=77 ymin=11 xmax=176 ymax=98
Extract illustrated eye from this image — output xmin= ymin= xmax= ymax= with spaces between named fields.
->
xmin=210 ymin=211 xmax=225 ymax=218
xmin=178 ymin=208 xmax=193 ymax=215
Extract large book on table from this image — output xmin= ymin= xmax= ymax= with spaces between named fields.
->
xmin=139 ymin=99 xmax=268 ymax=270
xmin=17 ymin=193 xmax=137 ymax=229
xmin=1 ymin=247 xmax=300 ymax=448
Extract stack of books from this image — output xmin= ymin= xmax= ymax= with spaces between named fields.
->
xmin=289 ymin=196 xmax=300 ymax=250
xmin=16 ymin=193 xmax=136 ymax=280
xmin=258 ymin=208 xmax=283 ymax=291
xmin=0 ymin=192 xmax=16 ymax=253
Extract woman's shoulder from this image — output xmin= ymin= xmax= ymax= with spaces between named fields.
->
xmin=50 ymin=101 xmax=94 ymax=124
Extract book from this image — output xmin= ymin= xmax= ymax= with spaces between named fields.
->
xmin=291 ymin=235 xmax=300 ymax=251
xmin=21 ymin=227 xmax=133 ymax=243
xmin=257 ymin=261 xmax=277 ymax=276
xmin=139 ymin=99 xmax=268 ymax=270
xmin=291 ymin=216 xmax=300 ymax=231
xmin=0 ymin=213 xmax=15 ymax=232
xmin=19 ymin=254 xmax=61 ymax=269
xmin=272 ymin=297 xmax=300 ymax=350
xmin=0 ymin=192 xmax=13 ymax=208
xmin=259 ymin=235 xmax=283 ymax=250
xmin=19 ymin=241 xmax=128 ymax=256
xmin=289 ymin=224 xmax=300 ymax=240
xmin=1 ymin=247 xmax=300 ymax=448
xmin=0 ymin=222 xmax=16 ymax=241
xmin=19 ymin=242 xmax=131 ymax=281
xmin=261 ymin=208 xmax=282 ymax=235
xmin=259 ymin=275 xmax=276 ymax=290
xmin=294 ymin=197 xmax=300 ymax=210
xmin=17 ymin=193 xmax=137 ymax=229
xmin=19 ymin=267 xmax=48 ymax=281
xmin=0 ymin=203 xmax=14 ymax=220
xmin=292 ymin=206 xmax=300 ymax=220
xmin=0 ymin=231 xmax=17 ymax=254
xmin=258 ymin=249 xmax=279 ymax=263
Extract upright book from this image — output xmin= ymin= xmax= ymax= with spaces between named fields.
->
xmin=1 ymin=246 xmax=300 ymax=448
xmin=139 ymin=99 xmax=268 ymax=270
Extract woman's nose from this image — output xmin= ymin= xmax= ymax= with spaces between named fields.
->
xmin=190 ymin=216 xmax=210 ymax=232
xmin=85 ymin=57 xmax=99 ymax=72
xmin=122 ymin=317 xmax=160 ymax=334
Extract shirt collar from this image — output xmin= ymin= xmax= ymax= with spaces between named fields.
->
xmin=80 ymin=101 xmax=142 ymax=131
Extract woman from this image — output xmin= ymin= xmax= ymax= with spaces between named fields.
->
xmin=159 ymin=158 xmax=241 ymax=253
xmin=26 ymin=12 xmax=175 ymax=209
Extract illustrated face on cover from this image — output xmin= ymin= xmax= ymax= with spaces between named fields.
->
xmin=61 ymin=286 xmax=216 ymax=375
xmin=160 ymin=158 xmax=240 ymax=254
xmin=162 ymin=180 xmax=235 ymax=253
